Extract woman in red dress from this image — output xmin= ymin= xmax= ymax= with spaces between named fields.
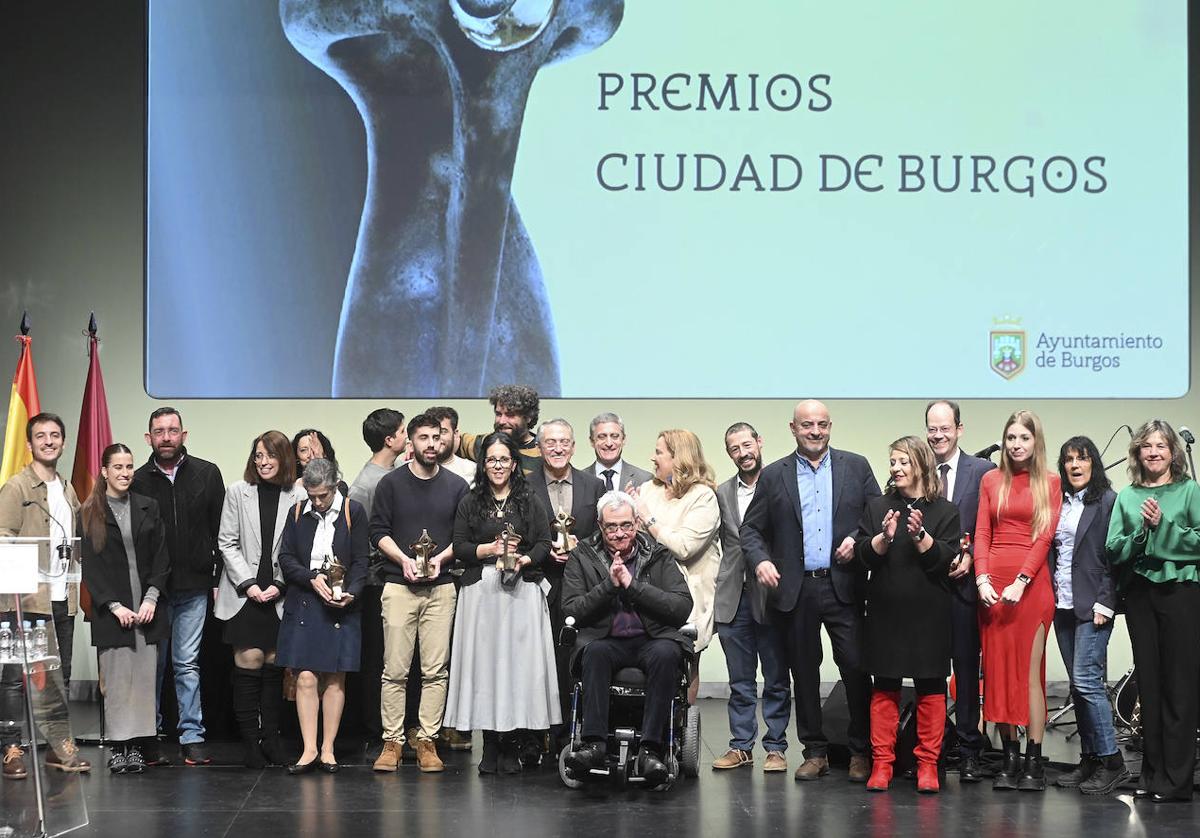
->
xmin=974 ymin=409 xmax=1062 ymax=792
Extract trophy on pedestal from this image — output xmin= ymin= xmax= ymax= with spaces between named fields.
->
xmin=497 ymin=523 xmax=522 ymax=573
xmin=551 ymin=508 xmax=576 ymax=554
xmin=411 ymin=529 xmax=436 ymax=579
xmin=322 ymin=554 xmax=347 ymax=600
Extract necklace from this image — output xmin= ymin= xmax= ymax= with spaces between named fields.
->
xmin=491 ymin=493 xmax=510 ymax=519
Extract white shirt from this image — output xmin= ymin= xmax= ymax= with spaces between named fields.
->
xmin=45 ymin=478 xmax=71 ymax=601
xmin=594 ymin=461 xmax=622 ymax=491
xmin=443 ymin=455 xmax=477 ymax=489
xmin=938 ymin=447 xmax=963 ymax=502
xmin=735 ymin=476 xmax=757 ymax=524
xmin=306 ymin=490 xmax=344 ymax=571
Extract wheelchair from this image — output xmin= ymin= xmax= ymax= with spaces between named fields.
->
xmin=557 ymin=618 xmax=701 ymax=791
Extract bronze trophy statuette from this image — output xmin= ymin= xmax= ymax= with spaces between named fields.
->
xmin=411 ymin=529 xmax=437 ymax=579
xmin=322 ymin=554 xmax=347 ymax=600
xmin=551 ymin=508 xmax=576 ymax=554
xmin=498 ymin=523 xmax=522 ymax=573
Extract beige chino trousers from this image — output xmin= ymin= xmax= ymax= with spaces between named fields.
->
xmin=380 ymin=581 xmax=457 ymax=741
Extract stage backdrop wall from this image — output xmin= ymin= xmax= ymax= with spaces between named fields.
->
xmin=1 ymin=1 xmax=1195 ymax=690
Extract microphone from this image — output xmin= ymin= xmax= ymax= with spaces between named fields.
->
xmin=974 ymin=443 xmax=1001 ymax=460
xmin=1180 ymin=426 xmax=1196 ymax=445
xmin=21 ymin=499 xmax=73 ymax=567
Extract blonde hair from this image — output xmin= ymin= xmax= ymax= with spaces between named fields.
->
xmin=1127 ymin=419 xmax=1188 ymax=486
xmin=997 ymin=410 xmax=1053 ymax=540
xmin=655 ymin=429 xmax=716 ymax=499
xmin=888 ymin=436 xmax=940 ymax=501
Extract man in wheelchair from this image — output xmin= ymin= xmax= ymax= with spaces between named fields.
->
xmin=561 ymin=491 xmax=694 ymax=785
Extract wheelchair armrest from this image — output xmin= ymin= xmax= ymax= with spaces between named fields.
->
xmin=678 ymin=623 xmax=697 ymax=641
xmin=558 ymin=615 xmax=578 ymax=648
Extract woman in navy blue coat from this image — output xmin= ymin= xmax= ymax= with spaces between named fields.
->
xmin=275 ymin=458 xmax=368 ymax=774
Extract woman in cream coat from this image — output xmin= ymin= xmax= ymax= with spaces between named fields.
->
xmin=216 ymin=430 xmax=306 ymax=767
xmin=632 ymin=429 xmax=722 ymax=677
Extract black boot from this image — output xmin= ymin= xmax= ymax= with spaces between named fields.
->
xmin=479 ymin=731 xmax=499 ymax=775
xmin=500 ymin=733 xmax=522 ymax=774
xmin=230 ymin=662 xmax=266 ymax=768
xmin=232 ymin=667 xmax=267 ymax=769
xmin=992 ymin=740 xmax=1021 ymax=790
xmin=1017 ymin=741 xmax=1046 ymax=791
xmin=259 ymin=663 xmax=288 ymax=767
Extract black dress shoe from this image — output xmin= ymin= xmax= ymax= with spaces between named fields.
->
xmin=958 ymin=753 xmax=981 ymax=783
xmin=318 ymin=760 xmax=340 ymax=774
xmin=1150 ymin=793 xmax=1188 ymax=803
xmin=638 ymin=747 xmax=668 ymax=786
xmin=287 ymin=760 xmax=317 ymax=775
xmin=565 ymin=742 xmax=607 ymax=775
xmin=1133 ymin=787 xmax=1151 ymax=799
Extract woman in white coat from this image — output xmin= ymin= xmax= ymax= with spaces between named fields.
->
xmin=216 ymin=430 xmax=305 ymax=768
xmin=632 ymin=429 xmax=721 ymax=700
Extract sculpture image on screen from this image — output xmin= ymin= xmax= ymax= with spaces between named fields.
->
xmin=278 ymin=0 xmax=623 ymax=397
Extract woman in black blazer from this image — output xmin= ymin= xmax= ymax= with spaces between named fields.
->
xmin=853 ymin=436 xmax=960 ymax=794
xmin=1050 ymin=436 xmax=1127 ymax=795
xmin=274 ymin=458 xmax=369 ymax=774
xmin=80 ymin=443 xmax=170 ymax=774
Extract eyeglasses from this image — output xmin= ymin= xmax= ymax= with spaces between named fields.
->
xmin=253 ymin=452 xmax=276 ymax=463
xmin=602 ymin=522 xmax=637 ymax=535
xmin=150 ymin=428 xmax=183 ymax=439
xmin=485 ymin=457 xmax=513 ymax=468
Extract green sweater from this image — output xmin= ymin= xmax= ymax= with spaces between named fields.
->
xmin=1106 ymin=480 xmax=1200 ymax=587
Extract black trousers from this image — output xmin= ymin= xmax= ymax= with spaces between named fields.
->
xmin=949 ymin=591 xmax=984 ymax=754
xmin=52 ymin=600 xmax=74 ymax=689
xmin=357 ymin=584 xmax=385 ymax=739
xmin=772 ymin=576 xmax=871 ymax=758
xmin=874 ymin=676 xmax=945 ymax=696
xmin=1124 ymin=577 xmax=1200 ymax=800
xmin=580 ymin=636 xmax=682 ymax=748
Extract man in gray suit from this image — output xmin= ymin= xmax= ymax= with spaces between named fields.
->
xmin=588 ymin=412 xmax=652 ymax=492
xmin=712 ymin=422 xmax=791 ymax=773
xmin=926 ymin=399 xmax=996 ymax=783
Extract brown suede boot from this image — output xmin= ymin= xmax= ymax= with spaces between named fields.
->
xmin=416 ymin=739 xmax=444 ymax=773
xmin=373 ymin=740 xmax=402 ymax=772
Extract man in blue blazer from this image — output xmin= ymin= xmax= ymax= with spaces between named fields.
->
xmin=925 ymin=399 xmax=996 ymax=782
xmin=741 ymin=400 xmax=880 ymax=782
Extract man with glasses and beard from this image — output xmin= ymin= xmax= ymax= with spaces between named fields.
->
xmin=369 ymin=414 xmax=468 ymax=773
xmin=711 ymin=423 xmax=791 ymax=774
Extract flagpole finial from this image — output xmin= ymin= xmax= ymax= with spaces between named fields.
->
xmin=19 ymin=311 xmax=30 ymax=336
xmin=86 ymin=312 xmax=98 ymax=337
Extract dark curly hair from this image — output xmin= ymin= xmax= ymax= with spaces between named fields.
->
xmin=467 ymin=432 xmax=534 ymax=525
xmin=489 ymin=385 xmax=539 ymax=428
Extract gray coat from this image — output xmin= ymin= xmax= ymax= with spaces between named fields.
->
xmin=215 ymin=480 xmax=306 ymax=621
xmin=714 ymin=475 xmax=769 ymax=625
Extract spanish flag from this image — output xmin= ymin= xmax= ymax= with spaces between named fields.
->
xmin=1 ymin=314 xmax=41 ymax=484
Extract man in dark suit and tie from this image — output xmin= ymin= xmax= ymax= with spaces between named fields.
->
xmin=527 ymin=418 xmax=605 ymax=752
xmin=925 ymin=399 xmax=996 ymax=783
xmin=741 ymin=400 xmax=881 ymax=782
xmin=587 ymin=412 xmax=652 ymax=492
xmin=712 ymin=422 xmax=791 ymax=773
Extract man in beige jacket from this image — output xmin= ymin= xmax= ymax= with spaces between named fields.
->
xmin=1 ymin=412 xmax=89 ymax=779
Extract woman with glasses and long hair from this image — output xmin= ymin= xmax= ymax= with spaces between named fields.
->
xmin=1049 ymin=436 xmax=1127 ymax=795
xmin=80 ymin=443 xmax=170 ymax=774
xmin=1106 ymin=419 xmax=1200 ymax=802
xmin=443 ymin=432 xmax=555 ymax=775
xmin=854 ymin=436 xmax=960 ymax=793
xmin=216 ymin=430 xmax=304 ymax=768
xmin=974 ymin=409 xmax=1062 ymax=791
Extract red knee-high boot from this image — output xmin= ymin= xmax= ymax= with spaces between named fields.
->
xmin=866 ymin=690 xmax=900 ymax=791
xmin=914 ymin=693 xmax=946 ymax=794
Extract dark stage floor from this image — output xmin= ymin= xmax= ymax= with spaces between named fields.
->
xmin=2 ymin=698 xmax=1196 ymax=838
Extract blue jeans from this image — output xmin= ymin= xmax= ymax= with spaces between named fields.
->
xmin=156 ymin=590 xmax=208 ymax=744
xmin=1053 ymin=608 xmax=1117 ymax=756
xmin=716 ymin=593 xmax=791 ymax=753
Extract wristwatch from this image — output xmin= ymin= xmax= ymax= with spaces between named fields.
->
xmin=1016 ymin=572 xmax=1033 ymax=585
xmin=915 ymin=528 xmax=928 ymax=541
xmin=645 ymin=516 xmax=657 ymax=528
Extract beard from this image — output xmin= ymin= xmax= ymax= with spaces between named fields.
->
xmin=738 ymin=455 xmax=763 ymax=480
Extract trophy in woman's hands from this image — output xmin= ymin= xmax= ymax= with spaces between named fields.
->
xmin=321 ymin=554 xmax=347 ymax=600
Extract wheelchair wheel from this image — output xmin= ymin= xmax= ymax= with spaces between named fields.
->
xmin=558 ymin=744 xmax=585 ymax=789
xmin=680 ymin=704 xmax=701 ymax=778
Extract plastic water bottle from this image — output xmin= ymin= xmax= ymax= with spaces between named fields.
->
xmin=21 ymin=622 xmax=32 ymax=659
xmin=32 ymin=620 xmax=48 ymax=660
xmin=0 ymin=622 xmax=12 ymax=663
